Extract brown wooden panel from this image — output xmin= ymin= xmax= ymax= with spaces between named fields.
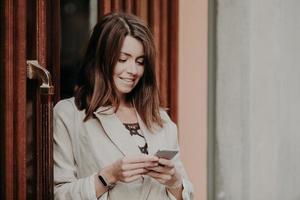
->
xmin=159 ymin=0 xmax=168 ymax=108
xmin=167 ymin=0 xmax=178 ymax=123
xmin=36 ymin=2 xmax=48 ymax=199
xmin=14 ymin=0 xmax=27 ymax=199
xmin=1 ymin=0 xmax=14 ymax=198
xmin=123 ymin=0 xmax=133 ymax=13
xmin=148 ymin=0 xmax=161 ymax=91
xmin=36 ymin=0 xmax=60 ymax=99
xmin=48 ymin=0 xmax=61 ymax=104
xmin=112 ymin=0 xmax=123 ymax=11
xmin=0 ymin=0 xmax=27 ymax=199
xmin=148 ymin=0 xmax=178 ymax=122
xmin=35 ymin=1 xmax=59 ymax=199
xmin=134 ymin=0 xmax=148 ymax=22
xmin=133 ymin=0 xmax=140 ymax=15
xmin=1 ymin=0 xmax=59 ymax=199
xmin=98 ymin=0 xmax=112 ymax=17
xmin=26 ymin=3 xmax=38 ymax=199
xmin=37 ymin=0 xmax=47 ymax=68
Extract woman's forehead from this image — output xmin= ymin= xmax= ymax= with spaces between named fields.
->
xmin=120 ymin=36 xmax=144 ymax=57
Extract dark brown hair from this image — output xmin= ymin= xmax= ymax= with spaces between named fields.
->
xmin=74 ymin=12 xmax=163 ymax=130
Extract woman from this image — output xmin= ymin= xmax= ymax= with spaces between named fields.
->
xmin=54 ymin=12 xmax=194 ymax=200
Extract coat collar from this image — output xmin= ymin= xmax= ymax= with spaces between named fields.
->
xmin=93 ymin=106 xmax=163 ymax=156
xmin=93 ymin=106 xmax=140 ymax=156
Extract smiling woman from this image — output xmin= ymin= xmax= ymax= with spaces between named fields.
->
xmin=53 ymin=12 xmax=194 ymax=200
xmin=73 ymin=12 xmax=160 ymax=129
xmin=113 ymin=36 xmax=145 ymax=99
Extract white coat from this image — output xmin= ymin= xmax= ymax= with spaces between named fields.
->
xmin=54 ymin=97 xmax=194 ymax=200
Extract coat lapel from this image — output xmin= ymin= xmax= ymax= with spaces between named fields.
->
xmin=93 ymin=107 xmax=141 ymax=156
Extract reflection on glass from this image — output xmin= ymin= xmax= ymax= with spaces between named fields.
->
xmin=61 ymin=0 xmax=96 ymax=99
xmin=26 ymin=80 xmax=37 ymax=199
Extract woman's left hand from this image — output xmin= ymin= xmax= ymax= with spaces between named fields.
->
xmin=146 ymin=158 xmax=182 ymax=189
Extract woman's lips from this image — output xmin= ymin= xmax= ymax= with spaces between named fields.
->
xmin=119 ymin=77 xmax=134 ymax=84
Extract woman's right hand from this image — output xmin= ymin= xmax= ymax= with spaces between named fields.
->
xmin=101 ymin=154 xmax=159 ymax=184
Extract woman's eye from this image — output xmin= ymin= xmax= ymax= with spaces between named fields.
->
xmin=118 ymin=58 xmax=127 ymax=63
xmin=136 ymin=59 xmax=144 ymax=65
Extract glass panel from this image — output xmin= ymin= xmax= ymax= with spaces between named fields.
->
xmin=60 ymin=0 xmax=96 ymax=99
xmin=26 ymin=80 xmax=38 ymax=199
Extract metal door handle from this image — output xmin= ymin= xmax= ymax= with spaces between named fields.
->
xmin=26 ymin=60 xmax=54 ymax=199
xmin=26 ymin=60 xmax=54 ymax=95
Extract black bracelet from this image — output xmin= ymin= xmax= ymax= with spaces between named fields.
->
xmin=98 ymin=174 xmax=115 ymax=189
xmin=98 ymin=175 xmax=108 ymax=186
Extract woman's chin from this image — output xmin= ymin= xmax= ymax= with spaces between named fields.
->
xmin=117 ymin=88 xmax=134 ymax=95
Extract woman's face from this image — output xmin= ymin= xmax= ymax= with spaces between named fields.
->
xmin=113 ymin=35 xmax=145 ymax=99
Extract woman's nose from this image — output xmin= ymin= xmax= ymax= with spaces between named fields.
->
xmin=127 ymin=61 xmax=138 ymax=75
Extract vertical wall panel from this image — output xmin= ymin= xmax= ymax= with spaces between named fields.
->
xmin=148 ymin=0 xmax=161 ymax=91
xmin=134 ymin=0 xmax=148 ymax=23
xmin=123 ymin=0 xmax=133 ymax=13
xmin=35 ymin=1 xmax=60 ymax=199
xmin=158 ymin=0 xmax=168 ymax=108
xmin=1 ymin=1 xmax=14 ymax=198
xmin=98 ymin=0 xmax=111 ymax=17
xmin=1 ymin=0 xmax=59 ymax=198
xmin=215 ymin=1 xmax=300 ymax=199
xmin=15 ymin=0 xmax=27 ymax=199
xmin=0 ymin=0 xmax=27 ymax=199
xmin=49 ymin=1 xmax=61 ymax=104
xmin=111 ymin=0 xmax=122 ymax=11
xmin=37 ymin=1 xmax=46 ymax=65
xmin=167 ymin=0 xmax=178 ymax=122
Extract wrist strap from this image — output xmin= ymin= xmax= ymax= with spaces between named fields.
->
xmin=98 ymin=174 xmax=115 ymax=189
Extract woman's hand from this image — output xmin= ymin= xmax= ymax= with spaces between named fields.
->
xmin=101 ymin=154 xmax=159 ymax=184
xmin=146 ymin=158 xmax=183 ymax=199
xmin=145 ymin=158 xmax=182 ymax=189
xmin=95 ymin=154 xmax=158 ymax=197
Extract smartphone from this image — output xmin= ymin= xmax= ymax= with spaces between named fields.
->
xmin=154 ymin=149 xmax=178 ymax=160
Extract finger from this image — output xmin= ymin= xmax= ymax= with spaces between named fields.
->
xmin=123 ymin=155 xmax=159 ymax=164
xmin=146 ymin=166 xmax=175 ymax=175
xmin=146 ymin=173 xmax=172 ymax=186
xmin=147 ymin=171 xmax=172 ymax=181
xmin=123 ymin=174 xmax=143 ymax=183
xmin=158 ymin=158 xmax=174 ymax=168
xmin=122 ymin=168 xmax=149 ymax=177
xmin=122 ymin=161 xmax=158 ymax=171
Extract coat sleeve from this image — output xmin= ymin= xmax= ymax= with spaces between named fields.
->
xmin=160 ymin=111 xmax=195 ymax=200
xmin=53 ymin=100 xmax=104 ymax=200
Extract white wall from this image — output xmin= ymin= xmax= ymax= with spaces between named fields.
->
xmin=215 ymin=1 xmax=300 ymax=199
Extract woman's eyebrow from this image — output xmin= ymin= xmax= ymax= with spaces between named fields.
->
xmin=136 ymin=55 xmax=145 ymax=59
xmin=120 ymin=51 xmax=144 ymax=58
xmin=120 ymin=51 xmax=132 ymax=56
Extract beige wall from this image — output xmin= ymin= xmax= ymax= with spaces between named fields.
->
xmin=178 ymin=0 xmax=207 ymax=199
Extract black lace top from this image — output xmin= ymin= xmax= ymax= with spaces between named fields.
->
xmin=123 ymin=123 xmax=149 ymax=154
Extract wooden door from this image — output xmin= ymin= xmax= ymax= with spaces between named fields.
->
xmin=0 ymin=0 xmax=178 ymax=199
xmin=0 ymin=0 xmax=60 ymax=199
